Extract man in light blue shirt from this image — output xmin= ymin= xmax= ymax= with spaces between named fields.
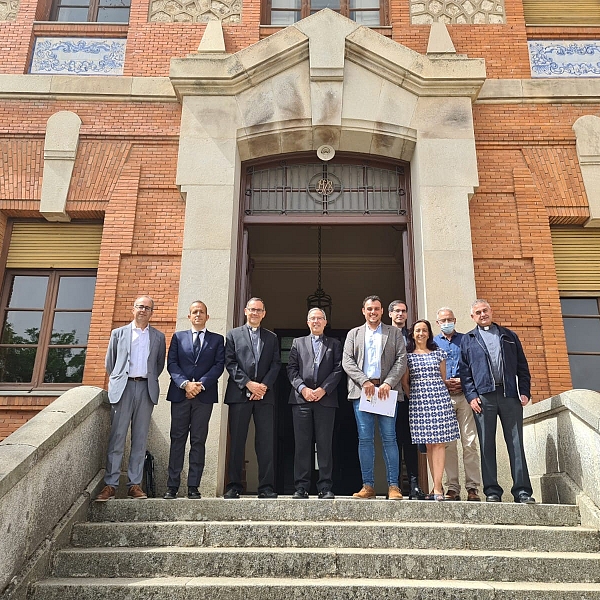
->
xmin=434 ymin=307 xmax=481 ymax=502
xmin=364 ymin=322 xmax=382 ymax=379
xmin=343 ymin=296 xmax=406 ymax=500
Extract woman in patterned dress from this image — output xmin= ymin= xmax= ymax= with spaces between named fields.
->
xmin=401 ymin=320 xmax=459 ymax=501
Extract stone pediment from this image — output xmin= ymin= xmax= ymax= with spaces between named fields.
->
xmin=170 ymin=9 xmax=486 ymax=100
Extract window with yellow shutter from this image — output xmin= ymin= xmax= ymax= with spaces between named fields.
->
xmin=523 ymin=0 xmax=600 ymax=26
xmin=0 ymin=222 xmax=101 ymax=389
xmin=552 ymin=227 xmax=600 ymax=391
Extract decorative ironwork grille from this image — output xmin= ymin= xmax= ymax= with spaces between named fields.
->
xmin=245 ymin=162 xmax=407 ymax=215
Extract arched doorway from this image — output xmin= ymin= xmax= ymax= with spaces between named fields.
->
xmin=233 ymin=152 xmax=426 ymax=495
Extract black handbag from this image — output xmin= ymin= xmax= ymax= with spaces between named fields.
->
xmin=143 ymin=450 xmax=156 ymax=498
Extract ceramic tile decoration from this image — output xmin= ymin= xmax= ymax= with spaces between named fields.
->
xmin=30 ymin=38 xmax=126 ymax=75
xmin=529 ymin=40 xmax=600 ymax=78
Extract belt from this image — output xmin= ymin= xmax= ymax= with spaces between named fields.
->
xmin=369 ymin=378 xmax=381 ymax=385
xmin=128 ymin=377 xmax=148 ymax=381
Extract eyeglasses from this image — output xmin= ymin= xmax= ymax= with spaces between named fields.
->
xmin=308 ymin=317 xmax=325 ymax=322
xmin=391 ymin=309 xmax=407 ymax=314
xmin=437 ymin=319 xmax=455 ymax=323
xmin=134 ymin=305 xmax=153 ymax=311
xmin=246 ymin=308 xmax=265 ymax=314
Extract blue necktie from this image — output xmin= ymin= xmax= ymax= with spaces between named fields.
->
xmin=193 ymin=331 xmax=201 ymax=360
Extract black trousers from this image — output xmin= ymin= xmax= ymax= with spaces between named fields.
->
xmin=292 ymin=403 xmax=336 ymax=492
xmin=474 ymin=388 xmax=533 ymax=499
xmin=167 ymin=400 xmax=213 ymax=489
xmin=395 ymin=397 xmax=420 ymax=489
xmin=227 ymin=401 xmax=274 ymax=493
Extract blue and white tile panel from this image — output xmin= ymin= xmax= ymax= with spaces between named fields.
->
xmin=529 ymin=40 xmax=600 ymax=78
xmin=30 ymin=37 xmax=126 ymax=75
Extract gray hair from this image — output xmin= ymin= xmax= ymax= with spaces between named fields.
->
xmin=307 ymin=307 xmax=327 ymax=320
xmin=246 ymin=297 xmax=266 ymax=310
xmin=470 ymin=299 xmax=491 ymax=314
xmin=436 ymin=306 xmax=455 ymax=318
xmin=135 ymin=295 xmax=154 ymax=309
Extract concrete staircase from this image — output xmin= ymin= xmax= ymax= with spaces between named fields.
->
xmin=32 ymin=498 xmax=600 ymax=599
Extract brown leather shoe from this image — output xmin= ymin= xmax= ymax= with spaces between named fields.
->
xmin=445 ymin=490 xmax=461 ymax=501
xmin=467 ymin=488 xmax=481 ymax=501
xmin=127 ymin=484 xmax=147 ymax=499
xmin=95 ymin=485 xmax=116 ymax=502
xmin=388 ymin=485 xmax=403 ymax=500
xmin=353 ymin=484 xmax=376 ymax=499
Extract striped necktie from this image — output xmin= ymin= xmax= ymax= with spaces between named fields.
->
xmin=312 ymin=336 xmax=322 ymax=382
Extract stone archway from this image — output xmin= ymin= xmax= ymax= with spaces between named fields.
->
xmin=168 ymin=11 xmax=486 ymax=496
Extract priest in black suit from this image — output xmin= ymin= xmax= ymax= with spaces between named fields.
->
xmin=164 ymin=300 xmax=225 ymax=499
xmin=223 ymin=297 xmax=281 ymax=499
xmin=287 ymin=307 xmax=342 ymax=499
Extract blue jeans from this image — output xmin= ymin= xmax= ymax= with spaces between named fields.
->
xmin=352 ymin=400 xmax=399 ymax=487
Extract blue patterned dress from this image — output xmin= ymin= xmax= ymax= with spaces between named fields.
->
xmin=406 ymin=350 xmax=460 ymax=444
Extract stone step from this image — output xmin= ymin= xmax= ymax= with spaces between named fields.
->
xmin=52 ymin=547 xmax=600 ymax=582
xmin=88 ymin=497 xmax=581 ymax=527
xmin=32 ymin=577 xmax=600 ymax=600
xmin=71 ymin=520 xmax=600 ymax=552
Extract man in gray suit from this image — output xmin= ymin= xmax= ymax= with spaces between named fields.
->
xmin=96 ymin=295 xmax=166 ymax=501
xmin=287 ymin=307 xmax=342 ymax=499
xmin=342 ymin=295 xmax=407 ymax=500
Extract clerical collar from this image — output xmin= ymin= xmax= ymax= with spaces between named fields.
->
xmin=312 ymin=334 xmax=323 ymax=341
xmin=248 ymin=325 xmax=260 ymax=333
xmin=478 ymin=324 xmax=494 ymax=332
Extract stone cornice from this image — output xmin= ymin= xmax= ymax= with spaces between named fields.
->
xmin=2 ymin=74 xmax=600 ymax=106
xmin=478 ymin=79 xmax=600 ymax=104
xmin=169 ymin=27 xmax=309 ymax=99
xmin=345 ymin=26 xmax=487 ymax=100
xmin=0 ymin=75 xmax=177 ymax=102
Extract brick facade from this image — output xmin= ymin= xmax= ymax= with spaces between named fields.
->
xmin=0 ymin=0 xmax=592 ymax=438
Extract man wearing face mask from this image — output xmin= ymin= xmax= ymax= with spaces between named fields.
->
xmin=434 ymin=307 xmax=481 ymax=502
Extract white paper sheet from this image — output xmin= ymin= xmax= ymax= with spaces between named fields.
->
xmin=358 ymin=387 xmax=398 ymax=417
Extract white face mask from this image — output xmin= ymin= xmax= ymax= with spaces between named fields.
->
xmin=440 ymin=322 xmax=455 ymax=335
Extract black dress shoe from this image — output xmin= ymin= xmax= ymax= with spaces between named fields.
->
xmin=486 ymin=494 xmax=501 ymax=502
xmin=163 ymin=487 xmax=178 ymax=500
xmin=188 ymin=486 xmax=201 ymax=499
xmin=409 ymin=487 xmax=426 ymax=500
xmin=257 ymin=488 xmax=278 ymax=499
xmin=515 ymin=492 xmax=536 ymax=504
xmin=223 ymin=488 xmax=240 ymax=499
xmin=318 ymin=489 xmax=335 ymax=500
xmin=292 ymin=487 xmax=308 ymax=499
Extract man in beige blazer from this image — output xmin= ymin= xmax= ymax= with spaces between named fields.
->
xmin=342 ymin=295 xmax=407 ymax=500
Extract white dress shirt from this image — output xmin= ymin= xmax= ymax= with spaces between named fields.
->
xmin=129 ymin=322 xmax=150 ymax=378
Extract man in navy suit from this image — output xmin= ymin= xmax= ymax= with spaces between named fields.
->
xmin=287 ymin=308 xmax=342 ymax=499
xmin=96 ymin=295 xmax=166 ymax=502
xmin=163 ymin=301 xmax=225 ymax=499
xmin=223 ymin=297 xmax=281 ymax=499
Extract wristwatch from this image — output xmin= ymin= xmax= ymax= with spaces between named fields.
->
xmin=180 ymin=380 xmax=189 ymax=389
